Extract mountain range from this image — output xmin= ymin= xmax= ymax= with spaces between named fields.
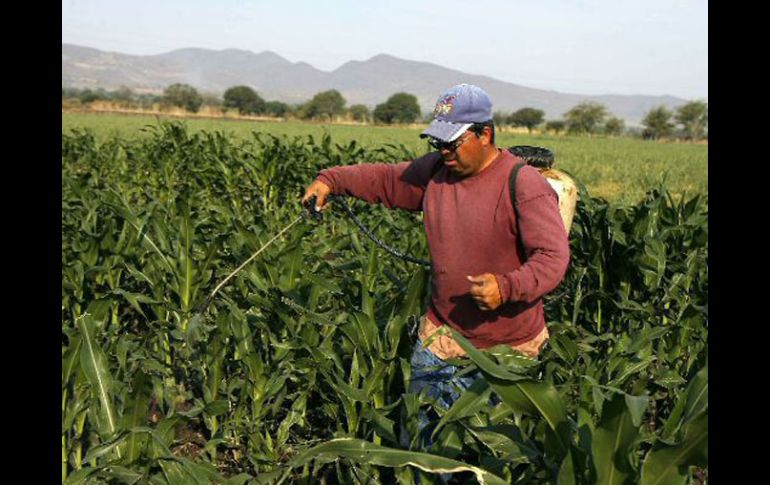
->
xmin=62 ymin=43 xmax=690 ymax=125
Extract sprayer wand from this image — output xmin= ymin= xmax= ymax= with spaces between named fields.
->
xmin=196 ymin=196 xmax=322 ymax=315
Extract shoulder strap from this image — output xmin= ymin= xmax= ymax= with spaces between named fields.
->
xmin=509 ymin=161 xmax=527 ymax=260
xmin=509 ymin=161 xmax=526 ymax=209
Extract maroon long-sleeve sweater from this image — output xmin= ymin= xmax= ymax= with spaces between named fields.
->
xmin=316 ymin=148 xmax=570 ymax=348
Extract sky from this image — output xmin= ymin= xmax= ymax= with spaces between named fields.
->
xmin=62 ymin=0 xmax=708 ymax=100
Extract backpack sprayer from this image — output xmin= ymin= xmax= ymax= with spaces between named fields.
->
xmin=195 ymin=146 xmax=576 ymax=318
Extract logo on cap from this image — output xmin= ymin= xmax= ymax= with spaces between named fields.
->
xmin=433 ymin=94 xmax=457 ymax=117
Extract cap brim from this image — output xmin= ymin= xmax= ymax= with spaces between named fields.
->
xmin=420 ymin=120 xmax=473 ymax=142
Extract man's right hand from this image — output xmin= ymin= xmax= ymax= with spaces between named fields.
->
xmin=301 ymin=180 xmax=333 ymax=212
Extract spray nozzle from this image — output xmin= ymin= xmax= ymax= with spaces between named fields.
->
xmin=303 ymin=195 xmax=324 ymax=221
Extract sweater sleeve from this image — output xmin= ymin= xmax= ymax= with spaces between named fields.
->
xmin=315 ymin=152 xmax=441 ymax=211
xmin=495 ymin=166 xmax=570 ymax=304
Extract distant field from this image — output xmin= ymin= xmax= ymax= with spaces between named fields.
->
xmin=62 ymin=112 xmax=708 ymax=205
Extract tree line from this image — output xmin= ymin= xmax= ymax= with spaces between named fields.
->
xmin=61 ymin=84 xmax=421 ymax=125
xmin=62 ymin=84 xmax=707 ymax=140
xmin=493 ymin=101 xmax=707 ymax=140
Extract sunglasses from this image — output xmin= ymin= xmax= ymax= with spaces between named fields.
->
xmin=427 ymin=130 xmax=472 ymax=151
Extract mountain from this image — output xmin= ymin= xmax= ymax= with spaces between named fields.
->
xmin=62 ymin=43 xmax=689 ymax=125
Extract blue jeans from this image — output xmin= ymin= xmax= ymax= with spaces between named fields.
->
xmin=401 ymin=339 xmax=494 ymax=483
xmin=409 ymin=339 xmax=482 ymax=412
xmin=402 ymin=339 xmax=496 ymax=448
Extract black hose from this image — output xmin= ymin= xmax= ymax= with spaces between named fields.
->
xmin=319 ymin=195 xmax=566 ymax=307
xmin=333 ymin=197 xmax=432 ymax=267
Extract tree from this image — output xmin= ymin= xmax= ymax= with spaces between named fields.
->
xmin=138 ymin=93 xmax=162 ymax=109
xmin=202 ymin=93 xmax=223 ymax=109
xmin=78 ymin=89 xmax=102 ymax=104
xmin=302 ymin=89 xmax=346 ymax=120
xmin=675 ymin=101 xmax=708 ymax=140
xmin=111 ymin=87 xmax=134 ymax=102
xmin=604 ymin=117 xmax=625 ymax=136
xmin=545 ymin=120 xmax=566 ymax=134
xmin=508 ymin=107 xmax=545 ymax=133
xmin=373 ymin=92 xmax=421 ymax=124
xmin=78 ymin=88 xmax=109 ymax=104
xmin=163 ymin=83 xmax=203 ymax=112
xmin=264 ymin=101 xmax=290 ymax=118
xmin=63 ymin=87 xmax=82 ymax=99
xmin=223 ymin=86 xmax=265 ymax=115
xmin=642 ymin=106 xmax=674 ymax=140
xmin=492 ymin=111 xmax=509 ymax=127
xmin=565 ymin=102 xmax=608 ymax=134
xmin=349 ymin=104 xmax=371 ymax=122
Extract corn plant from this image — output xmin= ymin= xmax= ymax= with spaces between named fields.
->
xmin=62 ymin=122 xmax=707 ymax=484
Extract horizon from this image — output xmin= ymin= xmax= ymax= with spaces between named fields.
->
xmin=62 ymin=0 xmax=708 ymax=101
xmin=61 ymin=42 xmax=702 ymax=102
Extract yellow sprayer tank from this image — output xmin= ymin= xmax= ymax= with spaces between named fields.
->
xmin=541 ymin=168 xmax=577 ymax=233
xmin=509 ymin=146 xmax=578 ymax=233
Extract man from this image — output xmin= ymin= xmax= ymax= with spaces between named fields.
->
xmin=301 ymin=83 xmax=569 ymax=444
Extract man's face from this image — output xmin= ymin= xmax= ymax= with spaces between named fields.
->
xmin=438 ymin=127 xmax=492 ymax=177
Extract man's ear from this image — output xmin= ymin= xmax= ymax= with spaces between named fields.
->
xmin=481 ymin=126 xmax=492 ymax=146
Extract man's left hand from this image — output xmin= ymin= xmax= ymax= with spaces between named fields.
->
xmin=467 ymin=273 xmax=502 ymax=311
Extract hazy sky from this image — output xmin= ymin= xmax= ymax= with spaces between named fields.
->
xmin=62 ymin=0 xmax=708 ymax=100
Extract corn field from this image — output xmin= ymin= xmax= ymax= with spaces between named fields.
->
xmin=62 ymin=122 xmax=708 ymax=484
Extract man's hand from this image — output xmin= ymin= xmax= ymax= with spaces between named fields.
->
xmin=301 ymin=180 xmax=333 ymax=212
xmin=467 ymin=273 xmax=502 ymax=311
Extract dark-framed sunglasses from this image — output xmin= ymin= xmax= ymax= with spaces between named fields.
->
xmin=427 ymin=130 xmax=472 ymax=151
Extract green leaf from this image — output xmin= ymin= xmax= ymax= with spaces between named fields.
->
xmin=431 ymin=378 xmax=491 ymax=440
xmin=112 ymin=289 xmax=158 ymax=318
xmin=627 ymin=327 xmax=669 ymax=354
xmin=641 ymin=412 xmax=708 ymax=485
xmin=655 ymin=370 xmax=686 ymax=389
xmin=557 ymin=447 xmax=577 ymax=485
xmin=77 ymin=314 xmax=120 ymax=448
xmin=485 ymin=345 xmax=541 ymax=370
xmin=352 ymin=311 xmax=378 ymax=357
xmin=62 ymin=336 xmax=82 ymax=386
xmin=176 ymin=457 xmax=225 ymax=484
xmin=660 ymin=364 xmax=708 ymax=443
xmin=224 ymin=473 xmax=254 ymax=485
xmin=104 ymin=189 xmax=175 ymax=273
xmin=399 ymin=268 xmax=428 ymax=320
xmin=447 ymin=327 xmax=528 ymax=382
xmin=63 ymin=466 xmax=98 ymax=485
xmin=486 ymin=378 xmax=570 ymax=458
xmin=103 ymin=465 xmax=144 ymax=484
xmin=159 ymin=459 xmax=191 ymax=485
xmin=327 ymin=372 xmax=368 ymax=402
xmin=84 ymin=431 xmax=129 ymax=463
xmin=85 ymin=299 xmax=113 ymax=324
xmin=431 ymin=424 xmax=464 ymax=459
xmin=591 ymin=394 xmax=638 ymax=485
xmin=302 ymin=272 xmax=343 ymax=294
xmin=682 ymin=365 xmax=708 ymax=424
xmin=280 ymin=438 xmax=508 ymax=485
xmin=178 ymin=204 xmax=195 ymax=311
xmin=610 ymin=356 xmax=655 ymax=387
xmin=121 ymin=371 xmax=151 ymax=463
xmin=624 ymin=394 xmax=649 ymax=428
xmin=549 ymin=332 xmax=579 ymax=364
xmin=204 ymin=399 xmax=230 ymax=417
xmin=385 ymin=315 xmax=408 ymax=359
xmin=363 ymin=407 xmax=398 ymax=444
xmin=466 ymin=424 xmax=538 ymax=465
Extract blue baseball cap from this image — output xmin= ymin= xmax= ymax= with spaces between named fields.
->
xmin=420 ymin=84 xmax=493 ymax=142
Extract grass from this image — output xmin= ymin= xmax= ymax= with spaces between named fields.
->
xmin=62 ymin=112 xmax=708 ymax=205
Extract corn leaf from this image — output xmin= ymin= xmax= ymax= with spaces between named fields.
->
xmin=280 ymin=438 xmax=508 ymax=485
xmin=591 ymin=394 xmax=637 ymax=485
xmin=77 ymin=314 xmax=120 ymax=448
xmin=641 ymin=411 xmax=708 ymax=485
